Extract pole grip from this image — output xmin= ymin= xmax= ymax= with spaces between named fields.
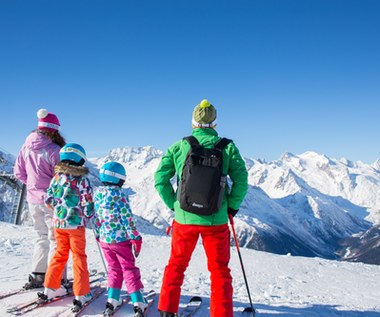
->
xmin=229 ymin=214 xmax=240 ymax=252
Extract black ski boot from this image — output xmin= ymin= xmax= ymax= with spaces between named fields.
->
xmin=103 ymin=302 xmax=115 ymax=316
xmin=71 ymin=299 xmax=83 ymax=313
xmin=159 ymin=311 xmax=178 ymax=317
xmin=134 ymin=306 xmax=145 ymax=317
xmin=23 ymin=273 xmax=45 ymax=290
xmin=36 ymin=292 xmax=48 ymax=304
xmin=61 ymin=278 xmax=73 ymax=291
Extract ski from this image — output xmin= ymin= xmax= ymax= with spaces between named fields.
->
xmin=6 ymin=290 xmax=73 ymax=315
xmin=59 ymin=285 xmax=107 ymax=317
xmin=142 ymin=289 xmax=156 ymax=317
xmin=103 ymin=296 xmax=130 ymax=317
xmin=135 ymin=290 xmax=156 ymax=317
xmin=5 ymin=273 xmax=105 ymax=315
xmin=106 ymin=289 xmax=156 ymax=317
xmin=0 ymin=287 xmax=36 ymax=300
xmin=178 ymin=296 xmax=202 ymax=317
xmin=0 ymin=268 xmax=99 ymax=300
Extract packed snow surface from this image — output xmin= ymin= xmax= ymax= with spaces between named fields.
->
xmin=0 ymin=222 xmax=379 ymax=316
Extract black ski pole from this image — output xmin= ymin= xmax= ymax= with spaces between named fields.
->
xmin=229 ymin=214 xmax=256 ymax=316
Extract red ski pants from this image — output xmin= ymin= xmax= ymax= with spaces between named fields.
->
xmin=158 ymin=221 xmax=233 ymax=317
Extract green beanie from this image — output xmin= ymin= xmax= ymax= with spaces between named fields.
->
xmin=192 ymin=99 xmax=217 ymax=128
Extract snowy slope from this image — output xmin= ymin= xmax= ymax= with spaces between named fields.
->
xmin=0 ymin=222 xmax=380 ymax=317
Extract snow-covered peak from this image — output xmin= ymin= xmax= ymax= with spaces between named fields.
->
xmin=0 ymin=149 xmax=15 ymax=174
xmin=298 ymin=151 xmax=332 ymax=165
xmin=107 ymin=146 xmax=163 ymax=164
xmin=89 ymin=146 xmax=163 ymax=171
xmin=373 ymin=158 xmax=380 ymax=171
xmin=280 ymin=151 xmax=297 ymax=160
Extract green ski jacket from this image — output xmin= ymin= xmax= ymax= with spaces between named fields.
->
xmin=154 ymin=128 xmax=248 ymax=226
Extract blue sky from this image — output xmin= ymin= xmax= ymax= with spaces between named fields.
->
xmin=1 ymin=0 xmax=379 ymax=164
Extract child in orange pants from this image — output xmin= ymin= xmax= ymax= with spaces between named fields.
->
xmin=37 ymin=143 xmax=94 ymax=312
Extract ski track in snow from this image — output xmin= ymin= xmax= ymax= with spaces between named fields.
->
xmin=1 ymin=222 xmax=380 ymax=317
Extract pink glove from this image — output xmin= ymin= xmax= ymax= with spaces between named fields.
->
xmin=131 ymin=238 xmax=142 ymax=258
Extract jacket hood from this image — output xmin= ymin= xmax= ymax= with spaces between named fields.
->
xmin=55 ymin=162 xmax=89 ymax=177
xmin=25 ymin=131 xmax=54 ymax=151
xmin=191 ymin=128 xmax=220 ymax=148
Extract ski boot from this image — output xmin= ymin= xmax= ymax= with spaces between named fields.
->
xmin=23 ymin=273 xmax=45 ymax=290
xmin=36 ymin=286 xmax=68 ymax=304
xmin=71 ymin=292 xmax=92 ymax=313
xmin=132 ymin=290 xmax=148 ymax=317
xmin=159 ymin=311 xmax=178 ymax=317
xmin=133 ymin=300 xmax=149 ymax=317
xmin=61 ymin=278 xmax=73 ymax=290
xmin=134 ymin=305 xmax=146 ymax=317
xmin=103 ymin=298 xmax=122 ymax=316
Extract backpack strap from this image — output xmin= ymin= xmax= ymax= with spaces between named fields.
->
xmin=214 ymin=137 xmax=232 ymax=150
xmin=184 ymin=136 xmax=231 ymax=150
xmin=183 ymin=136 xmax=201 ymax=148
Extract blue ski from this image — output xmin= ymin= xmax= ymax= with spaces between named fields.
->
xmin=179 ymin=296 xmax=202 ymax=317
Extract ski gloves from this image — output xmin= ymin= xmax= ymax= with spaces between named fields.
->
xmin=228 ymin=207 xmax=239 ymax=217
xmin=131 ymin=238 xmax=142 ymax=258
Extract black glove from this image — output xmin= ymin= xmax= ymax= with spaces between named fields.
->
xmin=228 ymin=207 xmax=238 ymax=217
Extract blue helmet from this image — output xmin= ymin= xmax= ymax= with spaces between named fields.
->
xmin=60 ymin=143 xmax=86 ymax=165
xmin=99 ymin=161 xmax=126 ymax=185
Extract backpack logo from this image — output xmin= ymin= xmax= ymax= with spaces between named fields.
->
xmin=178 ymin=136 xmax=231 ymax=216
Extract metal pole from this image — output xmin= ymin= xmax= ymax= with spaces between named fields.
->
xmin=15 ymin=183 xmax=26 ymax=225
xmin=229 ymin=214 xmax=256 ymax=316
xmin=88 ymin=221 xmax=107 ymax=273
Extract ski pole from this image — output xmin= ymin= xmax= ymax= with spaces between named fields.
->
xmin=88 ymin=221 xmax=107 ymax=273
xmin=229 ymin=214 xmax=256 ymax=316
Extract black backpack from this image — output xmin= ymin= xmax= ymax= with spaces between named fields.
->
xmin=178 ymin=136 xmax=231 ymax=216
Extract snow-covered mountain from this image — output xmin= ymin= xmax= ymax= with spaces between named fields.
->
xmin=373 ymin=159 xmax=380 ymax=171
xmin=244 ymin=151 xmax=380 ymax=261
xmin=1 ymin=147 xmax=380 ymax=263
xmin=249 ymin=151 xmax=380 ymax=223
xmin=0 ymin=149 xmax=21 ymax=224
xmin=338 ymin=224 xmax=380 ymax=265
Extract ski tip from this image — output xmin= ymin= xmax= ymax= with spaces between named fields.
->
xmin=189 ymin=296 xmax=202 ymax=302
xmin=242 ymin=306 xmax=256 ymax=316
xmin=145 ymin=289 xmax=157 ymax=297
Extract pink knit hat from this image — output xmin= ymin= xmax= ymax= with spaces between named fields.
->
xmin=37 ymin=108 xmax=60 ymax=132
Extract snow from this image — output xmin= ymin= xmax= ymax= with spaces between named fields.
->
xmin=1 ymin=221 xmax=380 ymax=316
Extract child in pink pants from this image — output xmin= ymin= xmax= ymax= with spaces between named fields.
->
xmin=93 ymin=161 xmax=146 ymax=317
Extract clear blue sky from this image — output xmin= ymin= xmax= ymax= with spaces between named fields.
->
xmin=1 ymin=0 xmax=379 ymax=164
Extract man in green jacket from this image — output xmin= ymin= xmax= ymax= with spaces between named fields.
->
xmin=154 ymin=99 xmax=248 ymax=317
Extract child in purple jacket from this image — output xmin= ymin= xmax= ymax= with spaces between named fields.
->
xmin=93 ymin=161 xmax=147 ymax=317
xmin=14 ymin=108 xmax=66 ymax=289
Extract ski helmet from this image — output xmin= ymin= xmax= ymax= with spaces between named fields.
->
xmin=99 ymin=161 xmax=126 ymax=186
xmin=60 ymin=143 xmax=86 ymax=166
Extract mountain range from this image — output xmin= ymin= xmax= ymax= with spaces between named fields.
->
xmin=1 ymin=146 xmax=379 ymax=264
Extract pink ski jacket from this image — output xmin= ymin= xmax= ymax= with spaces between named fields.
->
xmin=14 ymin=131 xmax=61 ymax=204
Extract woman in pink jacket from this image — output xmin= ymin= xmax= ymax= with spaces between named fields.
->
xmin=14 ymin=108 xmax=66 ymax=289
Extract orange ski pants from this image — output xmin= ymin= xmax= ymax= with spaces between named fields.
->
xmin=158 ymin=221 xmax=233 ymax=317
xmin=44 ymin=228 xmax=90 ymax=296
